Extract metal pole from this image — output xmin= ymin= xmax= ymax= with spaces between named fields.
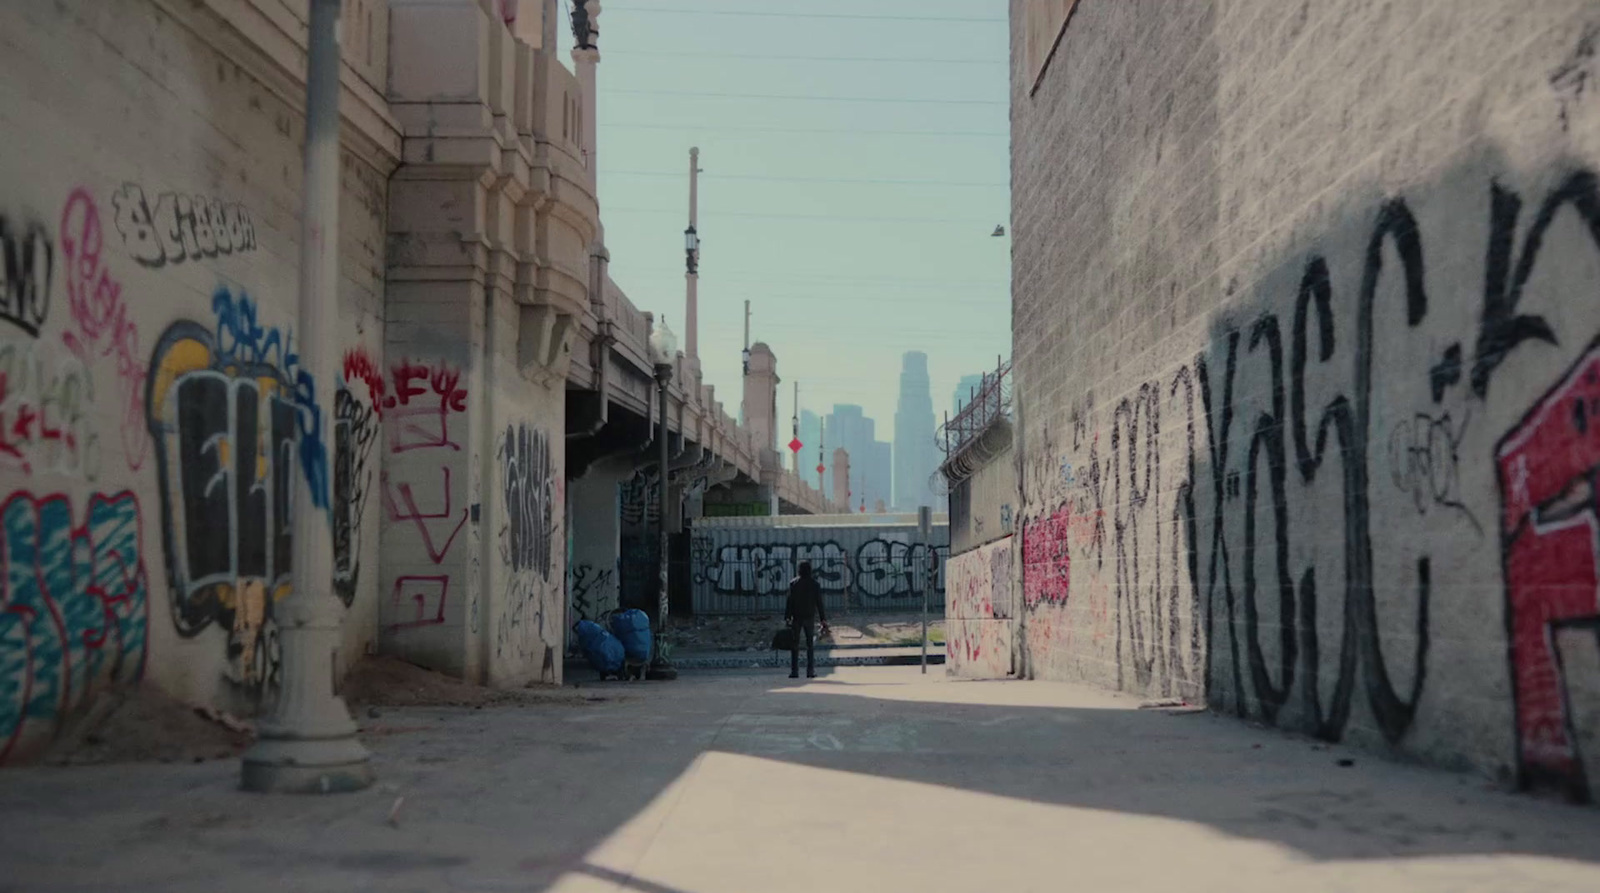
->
xmin=241 ymin=0 xmax=371 ymax=793
xmin=918 ymin=505 xmax=931 ymax=674
xmin=685 ymin=147 xmax=699 ymax=360
xmin=650 ymin=364 xmax=677 ymax=680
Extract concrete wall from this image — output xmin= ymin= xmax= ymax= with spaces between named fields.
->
xmin=945 ymin=432 xmax=1017 ymax=678
xmin=691 ymin=519 xmax=949 ymax=615
xmin=381 ymin=0 xmax=585 ymax=687
xmin=947 ymin=424 xmax=1017 ymax=555
xmin=0 ymin=0 xmax=399 ymax=761
xmin=947 ymin=537 xmax=1014 ymax=679
xmin=1011 ymin=0 xmax=1600 ymax=799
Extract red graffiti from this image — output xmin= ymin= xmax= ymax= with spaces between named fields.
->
xmin=388 ymin=575 xmax=449 ymax=630
xmin=1497 ymin=346 xmax=1600 ymax=796
xmin=341 ymin=347 xmax=387 ymax=415
xmin=386 ymin=358 xmax=468 ymax=452
xmin=57 ymin=188 xmax=147 ymax=470
xmin=382 ymin=467 xmax=469 ymax=564
xmin=1022 ymin=505 xmax=1072 ymax=607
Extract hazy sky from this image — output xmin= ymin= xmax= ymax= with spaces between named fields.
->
xmin=589 ymin=0 xmax=1011 ymax=443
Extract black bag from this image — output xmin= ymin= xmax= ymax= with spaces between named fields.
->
xmin=771 ymin=626 xmax=797 ymax=651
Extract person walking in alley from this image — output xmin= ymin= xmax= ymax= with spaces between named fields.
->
xmin=784 ymin=561 xmax=829 ymax=678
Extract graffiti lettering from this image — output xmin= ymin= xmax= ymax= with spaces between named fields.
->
xmin=1388 ymin=410 xmax=1483 ymax=535
xmin=0 ymin=340 xmax=100 ymax=479
xmin=0 ymin=211 xmax=51 ymax=337
xmin=333 ymin=386 xmax=377 ymax=605
xmin=111 ymin=183 xmax=256 ymax=268
xmin=0 ymin=491 xmax=147 ymax=763
xmin=59 ymin=188 xmax=146 ymax=470
xmin=498 ymin=424 xmax=555 ymax=580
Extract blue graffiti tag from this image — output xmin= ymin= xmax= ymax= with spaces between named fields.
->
xmin=211 ymin=286 xmax=329 ymax=511
xmin=0 ymin=491 xmax=148 ymax=762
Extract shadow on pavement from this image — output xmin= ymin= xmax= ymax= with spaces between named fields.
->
xmin=0 ymin=667 xmax=1597 ymax=892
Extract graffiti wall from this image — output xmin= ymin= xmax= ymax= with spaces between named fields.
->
xmin=690 ymin=520 xmax=950 ymax=615
xmin=946 ymin=536 xmax=1013 ymax=679
xmin=0 ymin=0 xmax=392 ymax=759
xmin=1012 ymin=1 xmax=1600 ymax=800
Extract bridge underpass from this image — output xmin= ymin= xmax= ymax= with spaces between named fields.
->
xmin=563 ymin=275 xmax=839 ymax=627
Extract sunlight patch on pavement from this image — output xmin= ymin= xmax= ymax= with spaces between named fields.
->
xmin=542 ymin=750 xmax=1600 ymax=893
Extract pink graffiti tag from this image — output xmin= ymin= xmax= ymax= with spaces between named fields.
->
xmin=1022 ymin=505 xmax=1072 ymax=607
xmin=58 ymin=189 xmax=147 ymax=470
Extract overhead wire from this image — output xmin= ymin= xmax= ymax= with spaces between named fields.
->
xmin=600 ymin=6 xmax=1005 ymax=24
xmin=601 ymin=121 xmax=1007 ymax=138
xmin=602 ymin=88 xmax=1002 ymax=105
xmin=603 ymin=170 xmax=1005 ymax=187
xmin=604 ymin=49 xmax=1002 ymax=65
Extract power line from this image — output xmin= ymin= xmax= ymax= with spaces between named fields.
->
xmin=605 ymin=49 xmax=1002 ymax=65
xmin=607 ymin=207 xmax=994 ymax=224
xmin=602 ymin=88 xmax=1002 ymax=106
xmin=617 ymin=270 xmax=1006 ymax=286
xmin=605 ymin=169 xmax=1006 ymax=188
xmin=602 ymin=6 xmax=1004 ymax=23
xmin=602 ymin=121 xmax=1007 ymax=138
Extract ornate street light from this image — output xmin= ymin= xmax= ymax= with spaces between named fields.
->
xmin=647 ymin=317 xmax=679 ymax=681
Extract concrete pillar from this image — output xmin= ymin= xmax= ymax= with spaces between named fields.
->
xmin=743 ymin=342 xmax=779 ymax=453
xmin=568 ymin=461 xmax=629 ymax=624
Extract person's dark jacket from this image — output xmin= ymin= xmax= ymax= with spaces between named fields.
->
xmin=785 ymin=575 xmax=827 ymax=628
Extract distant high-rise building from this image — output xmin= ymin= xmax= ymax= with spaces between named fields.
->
xmin=953 ymin=373 xmax=986 ymax=419
xmin=894 ymin=351 xmax=939 ymax=511
xmin=824 ymin=404 xmax=891 ymax=511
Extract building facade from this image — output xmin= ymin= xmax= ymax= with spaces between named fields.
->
xmin=1011 ymin=0 xmax=1600 ymax=802
xmin=0 ymin=0 xmax=837 ymax=766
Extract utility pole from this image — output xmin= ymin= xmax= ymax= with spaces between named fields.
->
xmin=918 ymin=505 xmax=931 ymax=674
xmin=739 ymin=299 xmax=750 ymax=428
xmin=241 ymin=0 xmax=371 ymax=793
xmin=792 ymin=380 xmax=800 ymax=475
xmin=818 ymin=417 xmax=827 ymax=494
xmin=684 ymin=147 xmax=700 ymax=361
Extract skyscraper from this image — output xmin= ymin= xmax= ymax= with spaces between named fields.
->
xmin=953 ymin=373 xmax=986 ymax=419
xmin=824 ymin=404 xmax=891 ymax=511
xmin=894 ymin=351 xmax=938 ymax=511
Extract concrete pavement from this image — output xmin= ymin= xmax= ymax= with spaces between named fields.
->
xmin=1 ymin=667 xmax=1597 ymax=892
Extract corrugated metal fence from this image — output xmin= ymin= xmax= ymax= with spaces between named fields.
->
xmin=690 ymin=516 xmax=950 ymax=615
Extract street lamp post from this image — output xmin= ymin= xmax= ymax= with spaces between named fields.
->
xmin=648 ymin=318 xmax=679 ymax=681
xmin=240 ymin=0 xmax=371 ymax=793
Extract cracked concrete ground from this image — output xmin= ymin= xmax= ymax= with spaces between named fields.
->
xmin=1 ymin=666 xmax=1597 ymax=892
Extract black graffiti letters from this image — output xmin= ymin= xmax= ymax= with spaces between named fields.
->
xmin=0 ymin=212 xmax=51 ymax=336
xmin=500 ymin=424 xmax=555 ymax=580
xmin=333 ymin=386 xmax=377 ymax=605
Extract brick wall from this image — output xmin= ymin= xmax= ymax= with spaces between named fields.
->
xmin=1011 ymin=0 xmax=1600 ymax=800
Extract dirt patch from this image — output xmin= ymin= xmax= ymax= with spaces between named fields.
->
xmin=42 ymin=688 xmax=253 ymax=767
xmin=341 ymin=655 xmax=615 ymax=709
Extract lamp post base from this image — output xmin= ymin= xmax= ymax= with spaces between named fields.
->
xmin=647 ymin=632 xmax=677 ymax=680
xmin=240 ymin=734 xmax=373 ymax=794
